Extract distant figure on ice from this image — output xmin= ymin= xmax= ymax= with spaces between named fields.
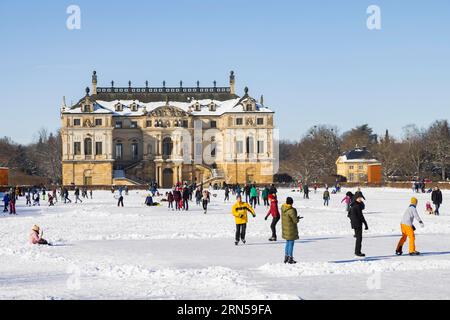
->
xmin=224 ymin=185 xmax=230 ymax=202
xmin=30 ymin=225 xmax=50 ymax=246
xmin=48 ymin=193 xmax=54 ymax=206
xmin=117 ymin=194 xmax=124 ymax=207
xmin=250 ymin=185 xmax=258 ymax=207
xmin=261 ymin=186 xmax=269 ymax=207
xmin=303 ymin=184 xmax=310 ymax=199
xmin=323 ymin=188 xmax=331 ymax=206
xmin=167 ymin=191 xmax=174 ymax=210
xmin=25 ymin=192 xmax=32 ymax=207
xmin=202 ymin=189 xmax=210 ymax=214
xmin=396 ymin=197 xmax=424 ymax=256
xmin=231 ymin=195 xmax=256 ymax=246
xmin=425 ymin=201 xmax=434 ymax=215
xmin=348 ymin=196 xmax=369 ymax=257
xmin=33 ymin=192 xmax=40 ymax=206
xmin=75 ymin=187 xmax=82 ymax=203
xmin=281 ymin=197 xmax=301 ymax=264
xmin=3 ymin=192 xmax=10 ymax=213
xmin=265 ymin=194 xmax=280 ymax=241
xmin=342 ymin=192 xmax=353 ymax=213
xmin=182 ymin=186 xmax=190 ymax=211
xmin=63 ymin=188 xmax=72 ymax=203
xmin=195 ymin=187 xmax=202 ymax=206
xmin=89 ymin=189 xmax=93 ymax=199
xmin=431 ymin=187 xmax=443 ymax=216
xmin=125 ymin=186 xmax=129 ymax=196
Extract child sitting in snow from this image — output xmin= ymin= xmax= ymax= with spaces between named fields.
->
xmin=29 ymin=225 xmax=50 ymax=245
xmin=425 ymin=201 xmax=434 ymax=215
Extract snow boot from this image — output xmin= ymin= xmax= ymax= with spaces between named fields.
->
xmin=355 ymin=253 xmax=366 ymax=257
xmin=242 ymin=239 xmax=246 ymax=244
xmin=269 ymin=237 xmax=277 ymax=242
xmin=288 ymin=257 xmax=297 ymax=264
xmin=409 ymin=251 xmax=421 ymax=256
xmin=235 ymin=241 xmax=239 ymax=246
xmin=395 ymin=250 xmax=403 ymax=256
xmin=284 ymin=255 xmax=289 ymax=264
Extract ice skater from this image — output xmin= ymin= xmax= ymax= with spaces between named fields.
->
xmin=431 ymin=187 xmax=443 ymax=216
xmin=348 ymin=196 xmax=369 ymax=257
xmin=231 ymin=195 xmax=256 ymax=246
xmin=323 ymin=188 xmax=330 ymax=206
xmin=117 ymin=194 xmax=124 ymax=207
xmin=396 ymin=197 xmax=424 ymax=256
xmin=264 ymin=194 xmax=280 ymax=241
xmin=202 ymin=189 xmax=210 ymax=214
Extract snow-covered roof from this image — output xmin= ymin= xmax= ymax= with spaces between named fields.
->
xmin=337 ymin=156 xmax=381 ymax=164
xmin=63 ymin=98 xmax=273 ymax=116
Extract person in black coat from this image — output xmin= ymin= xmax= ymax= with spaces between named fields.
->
xmin=431 ymin=187 xmax=443 ymax=216
xmin=348 ymin=196 xmax=369 ymax=257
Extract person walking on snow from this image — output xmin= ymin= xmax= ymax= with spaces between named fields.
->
xmin=281 ymin=197 xmax=301 ymax=264
xmin=9 ymin=191 xmax=17 ymax=215
xmin=396 ymin=197 xmax=424 ymax=256
xmin=117 ymin=194 xmax=124 ymax=207
xmin=348 ymin=196 xmax=369 ymax=257
xmin=231 ymin=195 xmax=256 ymax=246
xmin=323 ymin=188 xmax=331 ymax=206
xmin=265 ymin=194 xmax=280 ymax=241
xmin=431 ymin=187 xmax=443 ymax=216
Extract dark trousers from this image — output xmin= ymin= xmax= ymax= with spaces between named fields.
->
xmin=10 ymin=202 xmax=16 ymax=214
xmin=235 ymin=224 xmax=247 ymax=242
xmin=168 ymin=201 xmax=173 ymax=209
xmin=118 ymin=197 xmax=124 ymax=207
xmin=354 ymin=227 xmax=363 ymax=254
xmin=183 ymin=199 xmax=189 ymax=211
xmin=270 ymin=216 xmax=280 ymax=238
xmin=434 ymin=203 xmax=441 ymax=215
xmin=263 ymin=198 xmax=269 ymax=206
xmin=202 ymin=200 xmax=208 ymax=211
xmin=250 ymin=196 xmax=257 ymax=207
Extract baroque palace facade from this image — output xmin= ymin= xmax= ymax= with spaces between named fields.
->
xmin=61 ymin=71 xmax=276 ymax=188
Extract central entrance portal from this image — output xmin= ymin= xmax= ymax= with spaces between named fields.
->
xmin=162 ymin=168 xmax=174 ymax=189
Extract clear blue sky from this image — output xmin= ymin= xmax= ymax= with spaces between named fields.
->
xmin=0 ymin=0 xmax=449 ymax=144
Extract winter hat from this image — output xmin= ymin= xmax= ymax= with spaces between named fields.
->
xmin=286 ymin=197 xmax=294 ymax=205
xmin=32 ymin=225 xmax=40 ymax=232
xmin=411 ymin=197 xmax=418 ymax=206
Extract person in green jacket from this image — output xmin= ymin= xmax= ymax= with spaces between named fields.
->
xmin=323 ymin=188 xmax=331 ymax=206
xmin=250 ymin=185 xmax=258 ymax=207
xmin=261 ymin=186 xmax=270 ymax=207
xmin=282 ymin=197 xmax=301 ymax=264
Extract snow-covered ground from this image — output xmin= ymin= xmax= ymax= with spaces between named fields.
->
xmin=0 ymin=187 xmax=449 ymax=300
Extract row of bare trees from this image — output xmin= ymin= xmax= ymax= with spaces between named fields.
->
xmin=279 ymin=120 xmax=450 ymax=183
xmin=0 ymin=129 xmax=62 ymax=184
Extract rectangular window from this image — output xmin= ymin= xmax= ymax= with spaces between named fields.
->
xmin=257 ymin=118 xmax=264 ymax=125
xmin=73 ymin=119 xmax=81 ymax=126
xmin=95 ymin=119 xmax=103 ymax=126
xmin=182 ymin=120 xmax=189 ymax=128
xmin=349 ymin=173 xmax=354 ymax=182
xmin=132 ymin=143 xmax=139 ymax=160
xmin=349 ymin=165 xmax=354 ymax=170
xmin=236 ymin=118 xmax=243 ymax=126
xmin=115 ymin=144 xmax=123 ymax=160
xmin=146 ymin=120 xmax=152 ymax=127
xmin=210 ymin=121 xmax=217 ymax=128
xmin=115 ymin=121 xmax=123 ymax=129
xmin=236 ymin=141 xmax=243 ymax=154
xmin=95 ymin=142 xmax=103 ymax=155
xmin=74 ymin=142 xmax=81 ymax=155
xmin=358 ymin=165 xmax=364 ymax=170
xmin=257 ymin=141 xmax=265 ymax=154
xmin=131 ymin=121 xmax=138 ymax=129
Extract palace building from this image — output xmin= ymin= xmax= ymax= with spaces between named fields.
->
xmin=61 ymin=71 xmax=276 ymax=188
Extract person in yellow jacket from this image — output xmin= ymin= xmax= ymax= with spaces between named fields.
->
xmin=396 ymin=197 xmax=424 ymax=256
xmin=232 ymin=195 xmax=256 ymax=245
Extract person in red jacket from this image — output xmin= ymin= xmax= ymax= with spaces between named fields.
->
xmin=265 ymin=194 xmax=281 ymax=241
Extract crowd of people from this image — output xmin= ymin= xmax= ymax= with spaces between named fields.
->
xmin=0 ymin=181 xmax=446 ymax=264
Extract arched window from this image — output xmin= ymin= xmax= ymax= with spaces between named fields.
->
xmin=84 ymin=138 xmax=92 ymax=155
